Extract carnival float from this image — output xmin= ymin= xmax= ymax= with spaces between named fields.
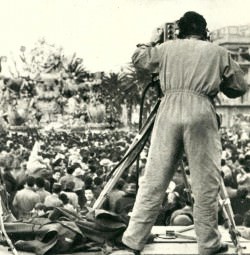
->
xmin=0 ymin=39 xmax=111 ymax=133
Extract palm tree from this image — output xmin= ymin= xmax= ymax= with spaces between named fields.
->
xmin=98 ymin=72 xmax=125 ymax=125
xmin=121 ymin=63 xmax=157 ymax=125
xmin=99 ymin=65 xmax=158 ymax=126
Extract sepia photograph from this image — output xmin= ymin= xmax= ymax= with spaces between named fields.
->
xmin=0 ymin=0 xmax=249 ymax=254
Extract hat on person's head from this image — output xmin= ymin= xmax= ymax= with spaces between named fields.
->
xmin=73 ymin=167 xmax=85 ymax=177
xmin=100 ymin=158 xmax=112 ymax=166
xmin=171 ymin=214 xmax=193 ymax=226
xmin=124 ymin=183 xmax=137 ymax=195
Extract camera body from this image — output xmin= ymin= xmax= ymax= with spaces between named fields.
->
xmin=163 ymin=22 xmax=179 ymax=41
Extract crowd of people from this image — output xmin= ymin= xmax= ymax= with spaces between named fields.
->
xmin=0 ymin=129 xmax=140 ymax=219
xmin=0 ymin=126 xmax=250 ymax=229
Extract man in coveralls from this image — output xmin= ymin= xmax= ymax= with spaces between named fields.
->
xmin=122 ymin=11 xmax=248 ymax=255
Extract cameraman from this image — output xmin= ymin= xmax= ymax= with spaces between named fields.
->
xmin=122 ymin=11 xmax=248 ymax=255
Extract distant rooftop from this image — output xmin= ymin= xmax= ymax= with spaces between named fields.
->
xmin=211 ymin=25 xmax=250 ymax=46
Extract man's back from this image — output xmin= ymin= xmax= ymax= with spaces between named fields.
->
xmin=36 ymin=188 xmax=51 ymax=203
xmin=61 ymin=191 xmax=79 ymax=209
xmin=133 ymin=38 xmax=247 ymax=99
xmin=44 ymin=193 xmax=63 ymax=208
xmin=59 ymin=174 xmax=75 ymax=190
xmin=13 ymin=187 xmax=40 ymax=218
xmin=159 ymin=39 xmax=227 ymax=94
xmin=123 ymin=11 xmax=248 ymax=255
xmin=108 ymin=189 xmax=126 ymax=212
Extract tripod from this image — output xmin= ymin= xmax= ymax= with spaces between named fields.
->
xmin=93 ymin=88 xmax=244 ymax=255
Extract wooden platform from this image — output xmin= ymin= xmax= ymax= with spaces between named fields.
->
xmin=110 ymin=226 xmax=250 ymax=255
xmin=0 ymin=226 xmax=250 ymax=255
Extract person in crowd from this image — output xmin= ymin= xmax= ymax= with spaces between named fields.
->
xmin=35 ymin=177 xmax=51 ymax=203
xmin=61 ymin=181 xmax=79 ymax=210
xmin=12 ymin=176 xmax=40 ymax=219
xmin=169 ymin=204 xmax=193 ymax=226
xmin=59 ymin=193 xmax=76 ymax=213
xmin=84 ymin=175 xmax=93 ymax=190
xmin=49 ymin=169 xmax=61 ymax=192
xmin=32 ymin=202 xmax=46 ymax=217
xmin=59 ymin=164 xmax=78 ymax=190
xmin=242 ymin=210 xmax=250 ymax=227
xmin=156 ymin=181 xmax=186 ymax=226
xmin=84 ymin=188 xmax=96 ymax=208
xmin=115 ymin=183 xmax=137 ymax=219
xmin=221 ymin=159 xmax=232 ymax=179
xmin=2 ymin=156 xmax=18 ymax=209
xmin=121 ymin=11 xmax=248 ymax=255
xmin=15 ymin=162 xmax=28 ymax=189
xmin=92 ymin=176 xmax=103 ymax=198
xmin=237 ymin=210 xmax=250 ymax=239
xmin=26 ymin=140 xmax=52 ymax=178
xmin=245 ymin=154 xmax=250 ymax=172
xmin=44 ymin=183 xmax=63 ymax=209
xmin=72 ymin=167 xmax=85 ymax=191
xmin=72 ymin=167 xmax=86 ymax=210
xmin=103 ymin=178 xmax=126 ymax=212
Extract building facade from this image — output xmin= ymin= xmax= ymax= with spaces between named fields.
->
xmin=211 ymin=25 xmax=250 ymax=128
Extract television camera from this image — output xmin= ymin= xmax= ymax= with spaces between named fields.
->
xmin=151 ymin=22 xmax=178 ymax=45
xmin=163 ymin=22 xmax=179 ymax=41
xmin=156 ymin=21 xmax=211 ymax=44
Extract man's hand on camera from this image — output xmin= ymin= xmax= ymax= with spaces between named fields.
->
xmin=150 ymin=27 xmax=164 ymax=45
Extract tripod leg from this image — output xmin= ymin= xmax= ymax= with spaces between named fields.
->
xmin=93 ymin=101 xmax=160 ymax=210
xmin=179 ymin=160 xmax=193 ymax=207
xmin=179 ymin=158 xmax=244 ymax=254
xmin=219 ymin=177 xmax=245 ymax=254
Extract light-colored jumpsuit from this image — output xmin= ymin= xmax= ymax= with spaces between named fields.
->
xmin=122 ymin=38 xmax=248 ymax=255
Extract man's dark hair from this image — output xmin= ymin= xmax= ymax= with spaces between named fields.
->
xmin=93 ymin=177 xmax=103 ymax=186
xmin=35 ymin=177 xmax=45 ymax=188
xmin=67 ymin=165 xmax=76 ymax=175
xmin=65 ymin=181 xmax=75 ymax=191
xmin=115 ymin=178 xmax=125 ymax=190
xmin=52 ymin=183 xmax=62 ymax=194
xmin=89 ymin=165 xmax=96 ymax=173
xmin=84 ymin=175 xmax=93 ymax=189
xmin=178 ymin=11 xmax=207 ymax=40
xmin=26 ymin=176 xmax=35 ymax=187
xmin=59 ymin=193 xmax=69 ymax=205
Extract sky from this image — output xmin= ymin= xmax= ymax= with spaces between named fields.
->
xmin=0 ymin=0 xmax=250 ymax=73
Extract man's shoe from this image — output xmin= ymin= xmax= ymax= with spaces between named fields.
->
xmin=118 ymin=242 xmax=140 ymax=255
xmin=215 ymin=243 xmax=228 ymax=254
xmin=113 ymin=233 xmax=155 ymax=253
xmin=113 ymin=238 xmax=140 ymax=254
xmin=117 ymin=243 xmax=141 ymax=255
